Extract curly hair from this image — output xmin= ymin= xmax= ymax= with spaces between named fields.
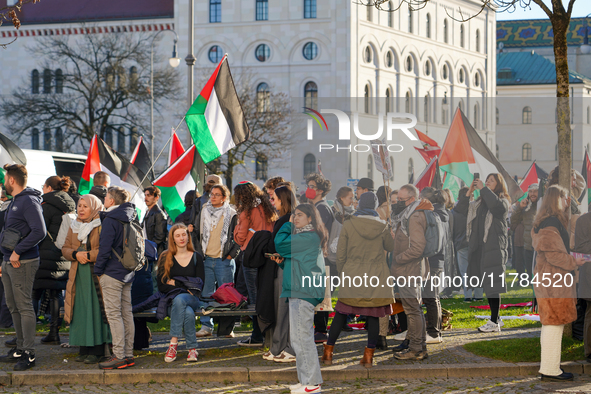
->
xmin=305 ymin=173 xmax=332 ymax=198
xmin=233 ymin=182 xmax=277 ymax=223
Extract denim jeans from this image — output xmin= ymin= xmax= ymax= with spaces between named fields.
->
xmin=201 ymin=257 xmax=235 ymax=329
xmin=289 ymin=298 xmax=323 ymax=386
xmin=423 ymin=269 xmax=442 ymax=337
xmin=242 ymin=264 xmax=263 ymax=342
xmin=169 ymin=293 xmax=201 ymax=350
xmin=2 ymin=258 xmax=39 ymax=352
xmin=457 ymin=247 xmax=483 ymax=300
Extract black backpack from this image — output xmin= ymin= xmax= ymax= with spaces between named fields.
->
xmin=112 ymin=216 xmax=146 ymax=272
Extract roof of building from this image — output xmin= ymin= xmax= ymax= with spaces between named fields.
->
xmin=496 ymin=51 xmax=591 ymax=85
xmin=12 ymin=0 xmax=174 ymax=25
xmin=497 ymin=18 xmax=588 ymax=49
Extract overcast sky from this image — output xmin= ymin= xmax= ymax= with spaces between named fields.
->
xmin=496 ymin=1 xmax=589 ymax=21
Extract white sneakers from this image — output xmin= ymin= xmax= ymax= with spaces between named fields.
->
xmin=262 ymin=351 xmax=275 ymax=361
xmin=478 ymin=319 xmax=501 ymax=332
xmin=290 ymin=383 xmax=321 ymax=393
xmin=195 ymin=326 xmax=213 ymax=338
xmin=393 ymin=330 xmax=407 ymax=341
xmin=426 ymin=334 xmax=442 ymax=344
xmin=273 ymin=351 xmax=296 ymax=363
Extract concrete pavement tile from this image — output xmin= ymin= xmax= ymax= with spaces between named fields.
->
xmin=248 ymin=366 xmax=298 ymax=382
xmin=11 ymin=370 xmax=104 ymax=386
xmin=103 ymin=367 xmax=248 ymax=384
xmin=560 ymin=361 xmax=584 ymax=374
xmin=369 ymin=365 xmax=447 ymax=379
xmin=447 ymin=363 xmax=517 ymax=378
xmin=320 ymin=365 xmax=368 ymax=380
xmin=517 ymin=362 xmax=540 ymax=376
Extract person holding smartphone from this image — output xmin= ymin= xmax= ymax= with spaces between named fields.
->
xmin=510 ymin=183 xmax=539 ymax=276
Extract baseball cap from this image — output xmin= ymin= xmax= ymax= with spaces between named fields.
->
xmin=356 ymin=178 xmax=374 ymax=190
xmin=206 ymin=174 xmax=223 ymax=185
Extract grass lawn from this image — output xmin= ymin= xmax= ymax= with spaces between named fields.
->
xmin=464 ymin=337 xmax=584 ymax=363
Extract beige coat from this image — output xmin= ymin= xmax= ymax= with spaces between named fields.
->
xmin=61 ymin=226 xmax=102 ymax=324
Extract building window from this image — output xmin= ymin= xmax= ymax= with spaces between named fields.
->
xmin=388 ymin=1 xmax=393 ymax=27
xmin=408 ymin=7 xmax=413 ymax=33
xmin=210 ymin=0 xmax=221 ymax=23
xmin=302 ymin=42 xmax=318 ymax=60
xmin=405 ymin=90 xmax=412 ymax=113
xmin=43 ymin=128 xmax=51 ymax=150
xmin=459 ymin=69 xmax=465 ymax=84
xmin=366 ymin=1 xmax=372 ymax=22
xmin=256 ymin=0 xmax=268 ymax=21
xmin=442 ymin=99 xmax=448 ymax=125
xmin=208 ymin=46 xmax=224 ymax=63
xmin=460 ymin=25 xmax=465 ymax=48
xmin=364 ymin=84 xmax=370 ymax=114
xmin=386 ymin=51 xmax=393 ymax=68
xmin=55 ymin=128 xmax=63 ymax=152
xmin=476 ymin=29 xmax=480 ymax=52
xmin=522 ymin=106 xmax=532 ymax=124
xmin=130 ymin=127 xmax=139 ymax=148
xmin=424 ymin=95 xmax=430 ymax=122
xmin=424 ymin=61 xmax=431 ymax=76
xmin=104 ymin=128 xmax=113 ymax=147
xmin=426 ymin=14 xmax=431 ymax=38
xmin=443 ymin=19 xmax=448 ymax=43
xmin=496 ymin=144 xmax=499 ymax=159
xmin=474 ymin=72 xmax=480 ymax=87
xmin=496 ymin=108 xmax=499 ymax=125
xmin=406 ymin=56 xmax=412 ymax=72
xmin=364 ymin=46 xmax=372 ymax=63
xmin=367 ymin=155 xmax=374 ymax=179
xmin=442 ymin=64 xmax=448 ymax=80
xmin=304 ymin=0 xmax=316 ymax=18
xmin=55 ymin=69 xmax=63 ymax=94
xmin=256 ymin=82 xmax=270 ymax=113
xmin=390 ymin=157 xmax=394 ymax=181
xmin=522 ymin=143 xmax=532 ymax=161
xmin=43 ymin=69 xmax=51 ymax=94
xmin=31 ymin=128 xmax=39 ymax=150
xmin=304 ymin=81 xmax=318 ymax=109
xmin=304 ymin=153 xmax=316 ymax=177
xmin=255 ymin=44 xmax=270 ymax=62
xmin=129 ymin=66 xmax=138 ymax=84
xmin=473 ymin=103 xmax=480 ymax=129
xmin=255 ymin=154 xmax=268 ymax=180
xmin=32 ymin=70 xmax=40 ymax=94
xmin=408 ymin=158 xmax=414 ymax=182
xmin=385 ymin=88 xmax=392 ymax=112
xmin=118 ymin=127 xmax=126 ymax=153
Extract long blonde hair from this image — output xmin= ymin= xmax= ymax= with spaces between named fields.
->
xmin=532 ymin=185 xmax=569 ymax=229
xmin=158 ymin=224 xmax=194 ymax=284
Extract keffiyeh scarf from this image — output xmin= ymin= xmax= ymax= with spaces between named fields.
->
xmin=390 ymin=200 xmax=421 ymax=237
xmin=295 ymin=224 xmax=314 ymax=234
xmin=201 ymin=201 xmax=233 ymax=257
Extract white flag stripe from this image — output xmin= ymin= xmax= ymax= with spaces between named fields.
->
xmin=100 ymin=165 xmax=148 ymax=222
xmin=205 ymin=88 xmax=236 ymax=155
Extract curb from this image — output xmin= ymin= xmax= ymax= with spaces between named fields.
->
xmin=2 ymin=361 xmax=588 ymax=386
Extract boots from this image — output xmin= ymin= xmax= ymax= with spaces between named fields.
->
xmin=376 ymin=335 xmax=388 ymax=350
xmin=41 ymin=292 xmax=60 ymax=345
xmin=321 ymin=344 xmax=334 ymax=365
xmin=360 ymin=347 xmax=375 ymax=368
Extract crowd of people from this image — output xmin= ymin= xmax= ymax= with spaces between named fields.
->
xmin=0 ymin=161 xmax=588 ymax=391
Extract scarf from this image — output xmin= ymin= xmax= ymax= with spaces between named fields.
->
xmin=295 ymin=224 xmax=314 ymax=234
xmin=333 ymin=199 xmax=355 ymax=215
xmin=466 ymin=199 xmax=494 ymax=244
xmin=201 ymin=200 xmax=233 ymax=257
xmin=70 ymin=194 xmax=104 ymax=242
xmin=534 ymin=215 xmax=570 ymax=253
xmin=390 ymin=200 xmax=421 ymax=236
xmin=354 ymin=208 xmax=379 ymax=217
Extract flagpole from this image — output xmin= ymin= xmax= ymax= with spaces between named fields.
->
xmin=130 ymin=117 xmax=186 ymax=201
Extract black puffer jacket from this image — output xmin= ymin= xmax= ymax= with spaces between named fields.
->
xmin=34 ymin=191 xmax=76 ymax=290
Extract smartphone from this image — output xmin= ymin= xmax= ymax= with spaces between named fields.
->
xmin=474 ymin=172 xmax=480 ymax=180
xmin=265 ymin=253 xmax=281 ymax=258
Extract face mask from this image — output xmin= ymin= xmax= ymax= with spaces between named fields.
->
xmin=305 ymin=188 xmax=317 ymax=200
xmin=392 ymin=201 xmax=407 ymax=216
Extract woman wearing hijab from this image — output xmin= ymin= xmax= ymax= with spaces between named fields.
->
xmin=62 ymin=194 xmax=111 ymax=364
xmin=322 ymin=192 xmax=395 ymax=368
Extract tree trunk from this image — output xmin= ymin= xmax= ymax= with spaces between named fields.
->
xmin=225 ymin=153 xmax=235 ymax=191
xmin=550 ymin=13 xmax=572 ymax=192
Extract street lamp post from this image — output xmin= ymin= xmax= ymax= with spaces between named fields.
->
xmin=151 ymin=30 xmax=181 ymax=166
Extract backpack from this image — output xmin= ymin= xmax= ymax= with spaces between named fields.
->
xmin=112 ymin=216 xmax=146 ymax=272
xmin=212 ymin=283 xmax=247 ymax=305
xmin=405 ymin=210 xmax=444 ymax=258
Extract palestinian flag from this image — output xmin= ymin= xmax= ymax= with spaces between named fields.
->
xmin=168 ymin=129 xmax=185 ymax=166
xmin=439 ymin=108 xmax=523 ymax=202
xmin=442 ymin=171 xmax=462 ymax=200
xmin=0 ymin=132 xmax=27 ymax=184
xmin=414 ymin=156 xmax=441 ymax=192
xmin=130 ymin=136 xmax=154 ymax=181
xmin=517 ymin=161 xmax=548 ymax=202
xmin=414 ymin=128 xmax=441 ymax=164
xmin=79 ymin=135 xmax=152 ymax=220
xmin=581 ymin=150 xmax=591 ymax=205
xmin=185 ymin=55 xmax=250 ymax=163
xmin=153 ymin=145 xmax=200 ymax=222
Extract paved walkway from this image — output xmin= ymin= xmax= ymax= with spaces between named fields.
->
xmin=0 ymin=326 xmax=543 ymax=371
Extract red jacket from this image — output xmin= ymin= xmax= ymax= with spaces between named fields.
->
xmin=234 ymin=205 xmax=274 ymax=250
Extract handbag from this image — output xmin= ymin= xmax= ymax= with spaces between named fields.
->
xmin=0 ymin=227 xmax=22 ymax=252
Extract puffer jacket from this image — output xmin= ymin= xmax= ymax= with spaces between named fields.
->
xmin=34 ymin=190 xmax=76 ymax=290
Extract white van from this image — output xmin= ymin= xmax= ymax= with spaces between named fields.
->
xmin=22 ymin=149 xmax=87 ymax=192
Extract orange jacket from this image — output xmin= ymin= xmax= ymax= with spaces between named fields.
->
xmin=234 ymin=205 xmax=274 ymax=250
